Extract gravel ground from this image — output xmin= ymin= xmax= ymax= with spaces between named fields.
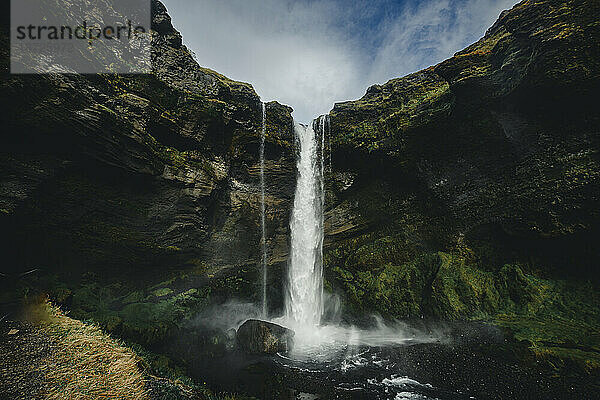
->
xmin=0 ymin=320 xmax=53 ymax=400
xmin=145 ymin=375 xmax=197 ymax=400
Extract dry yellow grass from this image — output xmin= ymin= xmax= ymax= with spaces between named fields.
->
xmin=30 ymin=301 xmax=150 ymax=400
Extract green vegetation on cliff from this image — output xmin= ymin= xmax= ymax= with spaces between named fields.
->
xmin=325 ymin=0 xmax=600 ymax=376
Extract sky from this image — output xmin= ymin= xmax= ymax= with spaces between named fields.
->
xmin=162 ymin=0 xmax=519 ymax=122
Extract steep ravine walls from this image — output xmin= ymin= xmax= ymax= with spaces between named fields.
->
xmin=0 ymin=0 xmax=295 ymax=343
xmin=0 ymin=0 xmax=598 ymax=382
xmin=324 ymin=0 xmax=600 ymax=374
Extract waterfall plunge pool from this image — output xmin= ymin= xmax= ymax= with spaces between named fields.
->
xmin=169 ymin=316 xmax=586 ymax=399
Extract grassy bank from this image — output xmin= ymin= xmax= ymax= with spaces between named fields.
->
xmin=0 ymin=300 xmax=249 ymax=400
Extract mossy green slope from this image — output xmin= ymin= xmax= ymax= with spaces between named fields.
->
xmin=325 ymin=0 xmax=600 ymax=375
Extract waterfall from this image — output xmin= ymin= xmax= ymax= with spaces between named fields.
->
xmin=279 ymin=116 xmax=436 ymax=355
xmin=285 ymin=119 xmax=325 ymax=327
xmin=260 ymin=102 xmax=267 ymax=318
xmin=318 ymin=115 xmax=326 ymax=321
xmin=327 ymin=115 xmax=332 ymax=172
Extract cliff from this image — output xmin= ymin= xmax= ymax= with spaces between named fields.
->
xmin=0 ymin=1 xmax=295 ymax=342
xmin=324 ymin=0 xmax=600 ymax=373
xmin=1 ymin=0 xmax=598 ymax=382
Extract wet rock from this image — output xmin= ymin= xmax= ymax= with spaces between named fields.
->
xmin=326 ymin=0 xmax=600 ymax=311
xmin=225 ymin=328 xmax=237 ymax=351
xmin=0 ymin=0 xmax=296 ymax=318
xmin=323 ymin=0 xmax=600 ymax=375
xmin=236 ymin=319 xmax=294 ymax=354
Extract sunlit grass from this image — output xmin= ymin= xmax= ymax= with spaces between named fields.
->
xmin=30 ymin=301 xmax=149 ymax=400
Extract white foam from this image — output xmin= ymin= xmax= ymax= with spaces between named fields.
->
xmin=381 ymin=375 xmax=429 ymax=388
xmin=395 ymin=392 xmax=436 ymax=400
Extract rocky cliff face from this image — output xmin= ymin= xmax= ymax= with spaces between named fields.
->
xmin=1 ymin=0 xmax=598 ymax=377
xmin=324 ymin=0 xmax=599 ymax=372
xmin=0 ymin=1 xmax=294 ymax=341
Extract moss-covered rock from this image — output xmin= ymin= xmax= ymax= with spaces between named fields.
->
xmin=322 ymin=1 xmax=600 ymax=375
xmin=327 ymin=0 xmax=600 ymax=278
xmin=328 ymin=249 xmax=600 ymax=374
xmin=0 ymin=0 xmax=296 ymax=319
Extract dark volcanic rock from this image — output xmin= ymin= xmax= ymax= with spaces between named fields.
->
xmin=324 ymin=0 xmax=600 ymax=376
xmin=0 ymin=0 xmax=598 ymax=386
xmin=0 ymin=0 xmax=295 ymax=293
xmin=0 ymin=0 xmax=295 ymax=345
xmin=325 ymin=0 xmax=600 ymax=307
xmin=236 ymin=319 xmax=294 ymax=354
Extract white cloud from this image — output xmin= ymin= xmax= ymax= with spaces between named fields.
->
xmin=162 ymin=0 xmax=519 ymax=122
xmin=367 ymin=0 xmax=519 ymax=84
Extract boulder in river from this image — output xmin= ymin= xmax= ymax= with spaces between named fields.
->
xmin=236 ymin=319 xmax=294 ymax=354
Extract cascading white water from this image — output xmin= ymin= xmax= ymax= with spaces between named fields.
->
xmin=319 ymin=116 xmax=326 ymax=280
xmin=327 ymin=115 xmax=332 ymax=173
xmin=276 ymin=115 xmax=440 ymax=359
xmin=260 ymin=102 xmax=267 ymax=318
xmin=285 ymin=120 xmax=325 ymax=327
